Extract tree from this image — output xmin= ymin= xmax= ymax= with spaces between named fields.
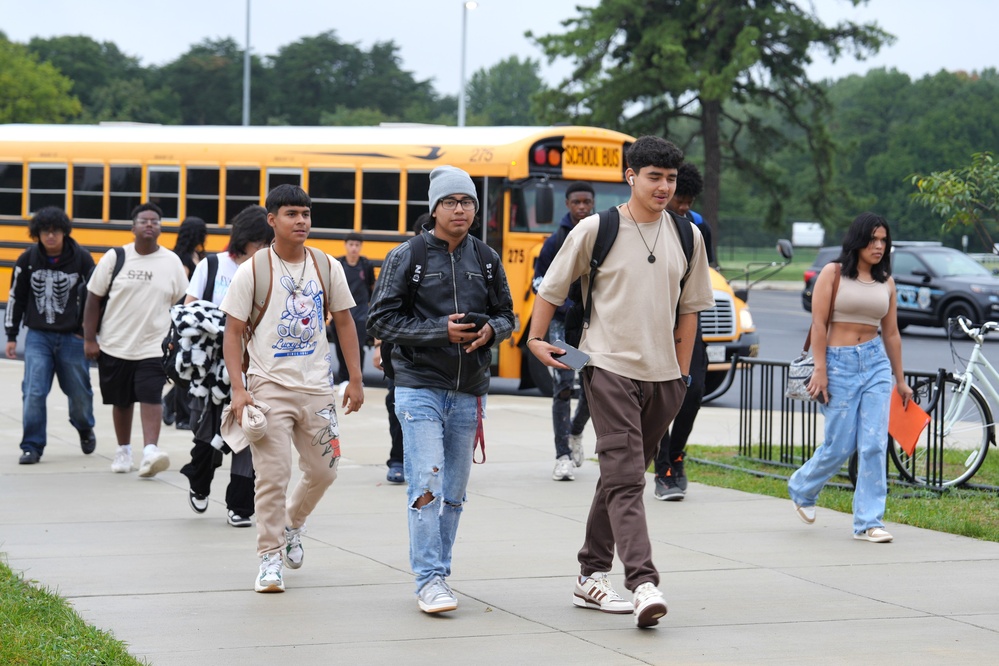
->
xmin=911 ymin=152 xmax=999 ymax=250
xmin=155 ymin=38 xmax=267 ymax=125
xmin=530 ymin=0 xmax=890 ymax=242
xmin=466 ymin=56 xmax=546 ymax=125
xmin=0 ymin=37 xmax=81 ymax=122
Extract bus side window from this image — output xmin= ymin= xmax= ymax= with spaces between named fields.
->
xmin=310 ymin=169 xmax=355 ymax=230
xmin=110 ymin=166 xmax=141 ymax=220
xmin=73 ymin=164 xmax=104 ymax=220
xmin=187 ymin=167 xmax=220 ymax=226
xmin=361 ymin=171 xmax=400 ymax=232
xmin=0 ymin=163 xmax=23 ymax=217
xmin=226 ymin=168 xmax=261 ymax=223
xmin=28 ymin=164 xmax=67 ymax=214
xmin=149 ymin=166 xmax=180 ymax=220
xmin=405 ymin=171 xmax=430 ymax=233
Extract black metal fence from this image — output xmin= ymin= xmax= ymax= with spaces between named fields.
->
xmin=732 ymin=357 xmax=952 ymax=482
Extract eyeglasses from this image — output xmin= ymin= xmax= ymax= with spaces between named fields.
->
xmin=440 ymin=198 xmax=476 ymax=210
xmin=134 ymin=217 xmax=161 ymax=226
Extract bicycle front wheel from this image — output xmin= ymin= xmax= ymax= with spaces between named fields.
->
xmin=889 ymin=376 xmax=992 ymax=487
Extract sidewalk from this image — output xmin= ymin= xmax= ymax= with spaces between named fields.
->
xmin=2 ymin=360 xmax=998 ymax=664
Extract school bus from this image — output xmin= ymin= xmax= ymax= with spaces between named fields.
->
xmin=0 ymin=123 xmax=757 ymax=394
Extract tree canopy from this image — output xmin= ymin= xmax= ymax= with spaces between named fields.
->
xmin=0 ymin=36 xmax=81 ymax=123
xmin=465 ymin=56 xmax=546 ymax=125
xmin=530 ymin=0 xmax=891 ymax=243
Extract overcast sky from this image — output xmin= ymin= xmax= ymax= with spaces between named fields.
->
xmin=2 ymin=0 xmax=997 ymax=96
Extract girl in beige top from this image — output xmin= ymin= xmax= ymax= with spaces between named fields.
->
xmin=788 ymin=212 xmax=913 ymax=543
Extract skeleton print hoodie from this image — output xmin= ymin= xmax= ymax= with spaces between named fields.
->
xmin=5 ymin=238 xmax=96 ymax=340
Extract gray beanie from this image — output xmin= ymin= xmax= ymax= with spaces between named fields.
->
xmin=428 ymin=165 xmax=478 ymax=213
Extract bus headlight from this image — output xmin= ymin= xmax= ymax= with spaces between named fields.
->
xmin=739 ymin=308 xmax=755 ymax=331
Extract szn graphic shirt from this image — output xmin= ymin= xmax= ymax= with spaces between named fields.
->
xmin=87 ymin=244 xmax=188 ymax=360
xmin=222 ymin=247 xmax=354 ymax=394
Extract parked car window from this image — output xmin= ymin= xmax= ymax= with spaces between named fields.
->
xmin=892 ymin=252 xmax=922 ymax=275
xmin=920 ymin=251 xmax=991 ymax=277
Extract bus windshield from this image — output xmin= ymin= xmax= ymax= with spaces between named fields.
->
xmin=510 ymin=179 xmax=631 ymax=233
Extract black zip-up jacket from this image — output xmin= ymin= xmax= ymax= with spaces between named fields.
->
xmin=5 ymin=238 xmax=95 ymax=340
xmin=367 ymin=229 xmax=515 ymax=396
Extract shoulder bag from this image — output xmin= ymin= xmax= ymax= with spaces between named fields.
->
xmin=785 ymin=264 xmax=841 ymax=402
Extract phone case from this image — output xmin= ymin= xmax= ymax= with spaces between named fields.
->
xmin=552 ymin=339 xmax=590 ymax=370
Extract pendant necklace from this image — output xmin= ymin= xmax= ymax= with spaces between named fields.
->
xmin=626 ymin=203 xmax=664 ymax=263
xmin=274 ymin=245 xmax=307 ymax=295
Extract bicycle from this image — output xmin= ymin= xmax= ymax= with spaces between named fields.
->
xmin=888 ymin=315 xmax=997 ymax=487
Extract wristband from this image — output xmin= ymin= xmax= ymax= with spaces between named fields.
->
xmin=526 ymin=336 xmax=544 ymax=346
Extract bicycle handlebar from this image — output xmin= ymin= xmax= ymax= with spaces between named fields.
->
xmin=951 ymin=315 xmax=999 ymax=340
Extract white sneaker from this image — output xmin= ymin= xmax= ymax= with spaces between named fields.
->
xmin=255 ymin=552 xmax=284 ymax=593
xmin=284 ymin=525 xmax=306 ymax=569
xmin=633 ymin=582 xmax=668 ymax=628
xmin=138 ymin=446 xmax=170 ymax=478
xmin=111 ymin=447 xmax=133 ymax=473
xmin=794 ymin=503 xmax=816 ymax=525
xmin=572 ymin=572 xmax=633 ymax=614
xmin=552 ymin=456 xmax=575 ymax=481
xmin=568 ymin=433 xmax=584 ymax=467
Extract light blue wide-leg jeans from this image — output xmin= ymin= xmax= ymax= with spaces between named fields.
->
xmin=788 ymin=337 xmax=892 ymax=534
xmin=395 ymin=386 xmax=481 ymax=593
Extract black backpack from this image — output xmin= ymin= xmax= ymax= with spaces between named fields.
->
xmin=380 ymin=234 xmax=499 ymax=380
xmin=562 ymin=207 xmax=694 ymax=347
xmin=162 ymin=254 xmax=219 ymax=384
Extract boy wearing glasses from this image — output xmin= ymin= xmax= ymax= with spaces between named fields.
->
xmin=368 ymin=166 xmax=514 ymax=615
xmin=83 ymin=202 xmax=189 ymax=477
xmin=7 ymin=207 xmax=96 ymax=465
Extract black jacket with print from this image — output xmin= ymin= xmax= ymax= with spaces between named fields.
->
xmin=5 ymin=238 xmax=96 ymax=340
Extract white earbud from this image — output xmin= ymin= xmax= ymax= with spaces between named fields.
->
xmin=629 ymin=177 xmax=635 ymax=186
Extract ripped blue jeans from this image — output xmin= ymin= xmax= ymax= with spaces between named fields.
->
xmin=395 ymin=386 xmax=483 ymax=593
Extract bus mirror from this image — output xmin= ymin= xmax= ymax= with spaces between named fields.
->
xmin=776 ymin=239 xmax=793 ymax=260
xmin=535 ymin=182 xmax=554 ymax=225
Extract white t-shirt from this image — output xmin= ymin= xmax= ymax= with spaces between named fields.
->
xmin=87 ymin=244 xmax=189 ymax=360
xmin=186 ymin=252 xmax=239 ymax=306
xmin=221 ymin=247 xmax=355 ymax=394
xmin=538 ymin=208 xmax=715 ymax=382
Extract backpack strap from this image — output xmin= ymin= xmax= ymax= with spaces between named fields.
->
xmin=669 ymin=211 xmax=695 ymax=289
xmin=305 ymin=246 xmax=333 ymax=317
xmin=246 ymin=248 xmax=273 ymax=334
xmin=469 ymin=236 xmax=499 ymax=311
xmin=580 ymin=207 xmax=620 ymax=331
xmin=109 ymin=246 xmax=126 ymax=289
xmin=403 ymin=234 xmax=429 ymax=310
xmin=202 ymin=254 xmax=219 ymax=302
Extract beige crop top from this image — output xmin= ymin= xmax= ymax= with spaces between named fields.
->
xmin=831 ymin=277 xmax=891 ymax=327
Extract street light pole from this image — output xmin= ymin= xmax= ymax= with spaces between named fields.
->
xmin=458 ymin=1 xmax=477 ymax=127
xmin=242 ymin=0 xmax=251 ymax=126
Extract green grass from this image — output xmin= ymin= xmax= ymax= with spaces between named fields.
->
xmin=0 ymin=559 xmax=143 ymax=665
xmin=686 ymin=444 xmax=999 ymax=542
xmin=715 ymin=246 xmax=820 ymax=283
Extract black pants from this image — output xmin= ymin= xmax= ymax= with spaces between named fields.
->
xmin=385 ymin=379 xmax=404 ymax=466
xmin=179 ymin=395 xmax=255 ymax=516
xmin=654 ymin=335 xmax=707 ymax=478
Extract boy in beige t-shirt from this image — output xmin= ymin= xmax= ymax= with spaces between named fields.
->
xmin=221 ymin=184 xmax=364 ymax=593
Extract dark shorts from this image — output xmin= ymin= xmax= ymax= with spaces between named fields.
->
xmin=97 ymin=353 xmax=167 ymax=407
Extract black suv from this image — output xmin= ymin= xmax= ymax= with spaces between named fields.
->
xmin=801 ymin=244 xmax=999 ymax=329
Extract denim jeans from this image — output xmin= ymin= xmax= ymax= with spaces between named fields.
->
xmin=20 ymin=329 xmax=95 ymax=455
xmin=395 ymin=386 xmax=482 ymax=592
xmin=548 ymin=318 xmax=590 ymax=459
xmin=788 ymin=337 xmax=892 ymax=534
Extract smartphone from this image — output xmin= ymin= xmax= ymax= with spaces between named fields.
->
xmin=551 ymin=339 xmax=591 ymax=370
xmin=458 ymin=312 xmax=490 ymax=332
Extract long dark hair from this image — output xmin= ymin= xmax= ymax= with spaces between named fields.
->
xmin=836 ymin=212 xmax=892 ymax=282
xmin=174 ymin=217 xmax=207 ymax=257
